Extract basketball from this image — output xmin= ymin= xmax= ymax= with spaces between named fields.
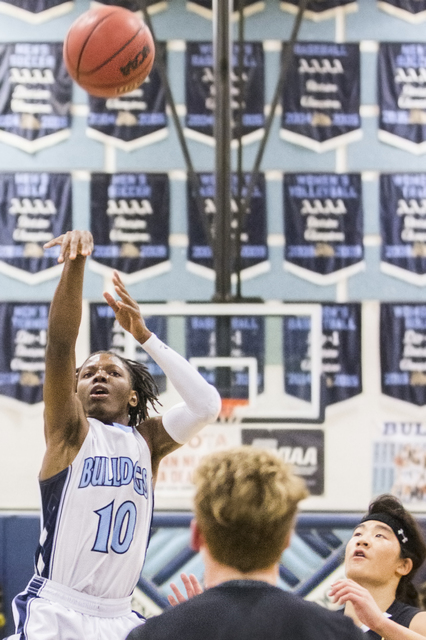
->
xmin=63 ymin=5 xmax=155 ymax=98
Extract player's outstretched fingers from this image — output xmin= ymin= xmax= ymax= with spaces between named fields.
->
xmin=103 ymin=291 xmax=120 ymax=313
xmin=168 ymin=582 xmax=187 ymax=606
xmin=80 ymin=230 xmax=94 ymax=256
xmin=43 ymin=233 xmax=67 ymax=263
xmin=180 ymin=573 xmax=203 ymax=599
xmin=43 ymin=234 xmax=65 ymax=250
xmin=188 ymin=573 xmax=203 ymax=596
xmin=167 ymin=594 xmax=178 ymax=607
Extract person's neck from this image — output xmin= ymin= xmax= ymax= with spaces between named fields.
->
xmin=344 ymin=581 xmax=397 ymax=627
xmin=202 ymin=551 xmax=279 ymax=589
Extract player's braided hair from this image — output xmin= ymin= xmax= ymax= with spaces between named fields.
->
xmin=76 ymin=351 xmax=161 ymax=427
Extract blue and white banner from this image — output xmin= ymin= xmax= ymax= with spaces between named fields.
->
xmin=378 ymin=43 xmax=426 ymax=154
xmin=281 ymin=0 xmax=357 ymax=20
xmin=0 ymin=43 xmax=71 ymax=153
xmin=378 ymin=1 xmax=426 ymax=23
xmin=283 ymin=173 xmax=364 ymax=284
xmin=381 ymin=303 xmax=426 ymax=406
xmin=187 ymin=172 xmax=268 ymax=280
xmin=0 ymin=302 xmax=49 ymax=405
xmin=283 ymin=303 xmax=362 ymax=407
xmin=0 ymin=173 xmax=71 ymax=284
xmin=92 ymin=0 xmax=168 ymax=14
xmin=380 ymin=173 xmax=426 ymax=285
xmin=186 ymin=0 xmax=264 ymax=19
xmin=90 ymin=304 xmax=167 ymax=394
xmin=87 ymin=42 xmax=167 ymax=150
xmin=281 ymin=42 xmax=361 ymax=151
xmin=185 ymin=315 xmax=264 ymax=403
xmin=242 ymin=428 xmax=324 ymax=495
xmin=185 ymin=41 xmax=264 ymax=146
xmin=90 ymin=172 xmax=170 ymax=282
xmin=0 ymin=0 xmax=73 ymax=22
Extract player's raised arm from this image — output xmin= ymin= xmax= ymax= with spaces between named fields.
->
xmin=104 ymin=271 xmax=222 ymax=476
xmin=41 ymin=230 xmax=93 ymax=480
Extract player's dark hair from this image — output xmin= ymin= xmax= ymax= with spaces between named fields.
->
xmin=77 ymin=351 xmax=161 ymax=427
xmin=365 ymin=494 xmax=426 ymax=606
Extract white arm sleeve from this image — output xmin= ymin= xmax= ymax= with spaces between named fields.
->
xmin=141 ymin=333 xmax=222 ymax=444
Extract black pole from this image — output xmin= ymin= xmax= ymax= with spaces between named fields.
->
xmin=213 ymin=0 xmax=232 ymax=303
xmin=234 ymin=0 xmax=245 ymax=299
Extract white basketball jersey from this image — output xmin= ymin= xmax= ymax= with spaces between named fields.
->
xmin=35 ymin=418 xmax=154 ymax=599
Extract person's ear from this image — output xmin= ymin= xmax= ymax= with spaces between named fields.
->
xmin=129 ymin=391 xmax=138 ymax=407
xmin=396 ymin=556 xmax=413 ymax=577
xmin=190 ymin=519 xmax=204 ymax=552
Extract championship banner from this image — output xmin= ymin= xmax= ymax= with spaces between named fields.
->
xmin=283 ymin=303 xmax=362 ymax=407
xmin=185 ymin=41 xmax=264 ymax=146
xmin=242 ymin=429 xmax=324 ymax=495
xmin=381 ymin=303 xmax=426 ymax=406
xmin=0 ymin=0 xmax=73 ymax=22
xmin=283 ymin=173 xmax=364 ymax=284
xmin=378 ymin=43 xmax=426 ymax=154
xmin=187 ymin=172 xmax=268 ymax=280
xmin=0 ymin=172 xmax=72 ymax=284
xmin=0 ymin=302 xmax=49 ymax=405
xmin=281 ymin=42 xmax=361 ymax=152
xmin=281 ymin=0 xmax=357 ymax=20
xmin=90 ymin=173 xmax=170 ymax=282
xmin=378 ymin=1 xmax=426 ymax=23
xmin=185 ymin=315 xmax=264 ymax=405
xmin=92 ymin=0 xmax=168 ymax=14
xmin=90 ymin=304 xmax=167 ymax=393
xmin=0 ymin=43 xmax=72 ymax=153
xmin=86 ymin=42 xmax=167 ymax=150
xmin=186 ymin=0 xmax=264 ymax=19
xmin=380 ymin=173 xmax=426 ymax=285
xmin=373 ymin=422 xmax=426 ymax=503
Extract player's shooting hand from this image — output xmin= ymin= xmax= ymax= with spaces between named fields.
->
xmin=103 ymin=270 xmax=152 ymax=343
xmin=43 ymin=230 xmax=94 ymax=263
xmin=329 ymin=579 xmax=383 ymax=631
xmin=168 ymin=573 xmax=203 ymax=607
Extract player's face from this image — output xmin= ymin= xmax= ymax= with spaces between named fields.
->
xmin=76 ymin=352 xmax=136 ymax=426
xmin=344 ymin=520 xmax=403 ymax=587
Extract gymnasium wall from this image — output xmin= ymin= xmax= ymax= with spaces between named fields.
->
xmin=0 ymin=0 xmax=426 ymax=515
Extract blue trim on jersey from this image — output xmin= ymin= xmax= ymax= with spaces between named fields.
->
xmin=14 ymin=591 xmax=36 ymax=639
xmin=35 ymin=468 xmax=71 ymax=579
xmin=13 ymin=577 xmax=45 ymax=638
xmin=112 ymin=422 xmax=133 ymax=433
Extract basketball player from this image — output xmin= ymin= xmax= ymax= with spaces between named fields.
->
xmin=330 ymin=494 xmax=426 ymax=640
xmin=126 ymin=446 xmax=364 ymax=640
xmin=6 ymin=230 xmax=221 ymax=640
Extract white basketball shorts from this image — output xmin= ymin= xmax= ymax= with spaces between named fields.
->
xmin=5 ymin=575 xmax=144 ymax=640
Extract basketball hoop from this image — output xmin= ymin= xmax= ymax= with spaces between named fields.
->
xmin=219 ymin=398 xmax=249 ymax=422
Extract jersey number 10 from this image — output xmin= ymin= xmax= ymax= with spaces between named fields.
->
xmin=92 ymin=500 xmax=137 ymax=554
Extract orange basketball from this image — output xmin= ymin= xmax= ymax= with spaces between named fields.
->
xmin=63 ymin=5 xmax=155 ymax=98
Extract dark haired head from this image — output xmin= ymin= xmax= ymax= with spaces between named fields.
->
xmin=362 ymin=494 xmax=426 ymax=606
xmin=77 ymin=350 xmax=161 ymax=427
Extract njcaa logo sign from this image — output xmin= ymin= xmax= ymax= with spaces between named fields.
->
xmin=79 ymin=456 xmax=149 ymax=498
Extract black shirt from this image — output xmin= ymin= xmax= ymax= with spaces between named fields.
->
xmin=126 ymin=580 xmax=365 ymax=640
xmin=365 ymin=599 xmax=420 ymax=639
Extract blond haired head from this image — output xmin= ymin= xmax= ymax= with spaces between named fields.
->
xmin=193 ymin=446 xmax=308 ymax=573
